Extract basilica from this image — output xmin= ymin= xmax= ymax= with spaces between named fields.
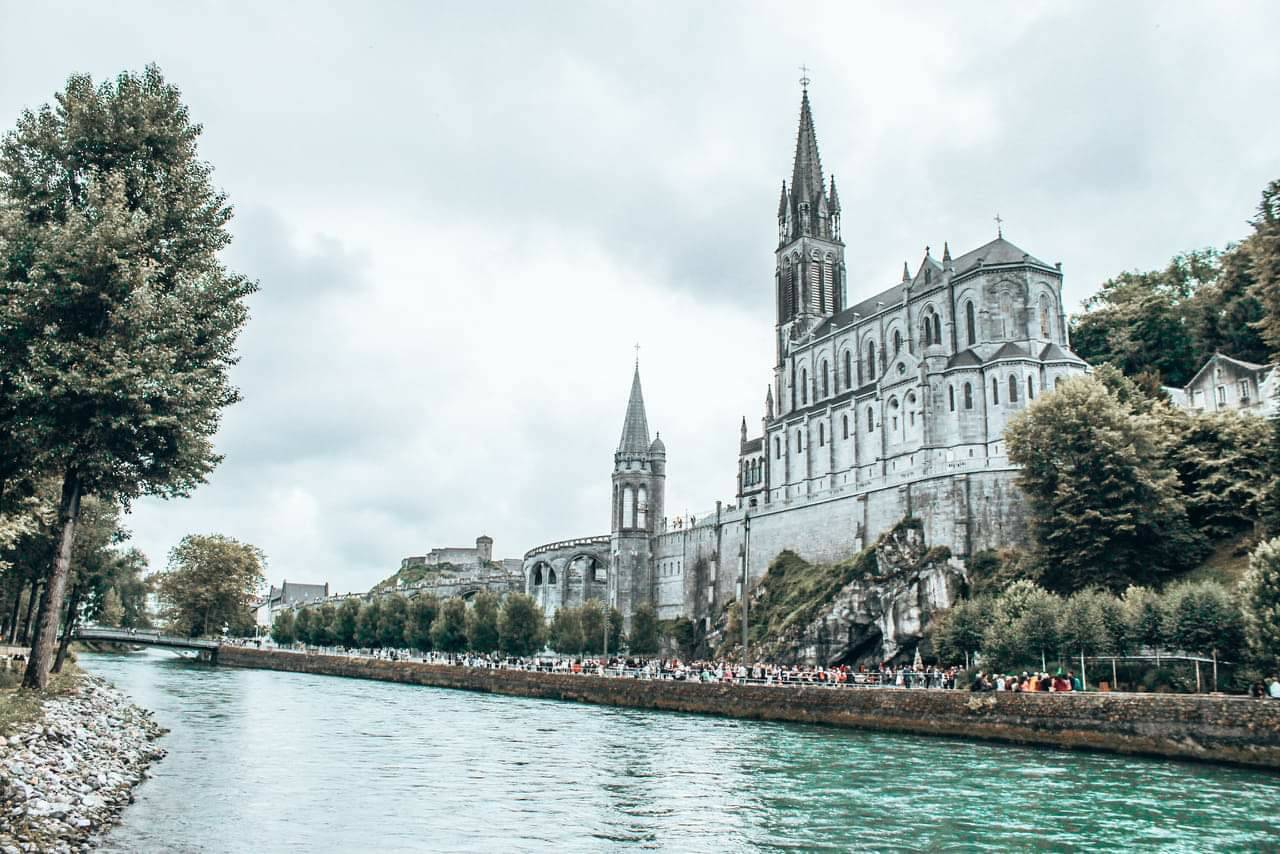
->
xmin=523 ymin=88 xmax=1087 ymax=631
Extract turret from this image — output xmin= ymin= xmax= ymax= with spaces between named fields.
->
xmin=610 ymin=363 xmax=665 ymax=627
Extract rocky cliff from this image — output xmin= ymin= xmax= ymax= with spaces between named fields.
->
xmin=719 ymin=518 xmax=964 ymax=667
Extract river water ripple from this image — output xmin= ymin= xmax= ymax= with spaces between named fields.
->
xmin=81 ymin=651 xmax=1280 ymax=853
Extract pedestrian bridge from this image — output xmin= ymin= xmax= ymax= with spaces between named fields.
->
xmin=74 ymin=626 xmax=220 ymax=660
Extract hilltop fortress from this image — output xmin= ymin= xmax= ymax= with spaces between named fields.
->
xmin=523 ymin=89 xmax=1088 ymax=633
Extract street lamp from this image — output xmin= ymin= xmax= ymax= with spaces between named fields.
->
xmin=742 ymin=510 xmax=751 ymax=672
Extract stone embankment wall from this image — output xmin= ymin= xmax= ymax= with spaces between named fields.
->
xmin=219 ymin=647 xmax=1280 ymax=770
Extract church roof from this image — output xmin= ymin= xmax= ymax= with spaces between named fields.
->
xmin=1039 ymin=342 xmax=1085 ymax=363
xmin=741 ymin=437 xmax=762 ymax=454
xmin=988 ymin=341 xmax=1029 ymax=361
xmin=947 ymin=349 xmax=983 ymax=368
xmin=950 ymin=237 xmax=1053 ymax=275
xmin=815 ymin=282 xmax=907 ymax=336
xmin=617 ymin=366 xmax=650 ymax=454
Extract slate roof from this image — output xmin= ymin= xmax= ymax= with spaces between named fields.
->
xmin=947 ymin=349 xmax=983 ymax=368
xmin=989 ymin=341 xmax=1029 ymax=361
xmin=617 ymin=366 xmax=651 ymax=454
xmin=1185 ymin=352 xmax=1273 ymax=387
xmin=950 ymin=236 xmax=1053 ymax=275
xmin=741 ymin=437 xmax=763 ymax=454
xmin=1039 ymin=342 xmax=1085 ymax=363
xmin=791 ymin=90 xmax=825 ymax=209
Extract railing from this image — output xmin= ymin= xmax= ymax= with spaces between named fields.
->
xmin=523 ymin=535 xmax=611 ymax=559
xmin=75 ymin=626 xmax=219 ymax=650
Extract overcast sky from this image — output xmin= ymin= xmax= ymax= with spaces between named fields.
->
xmin=2 ymin=2 xmax=1278 ymax=593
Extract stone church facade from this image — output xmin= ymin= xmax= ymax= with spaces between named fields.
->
xmin=525 ymin=89 xmax=1087 ymax=630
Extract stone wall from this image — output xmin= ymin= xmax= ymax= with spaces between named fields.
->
xmin=218 ymin=647 xmax=1280 ymax=770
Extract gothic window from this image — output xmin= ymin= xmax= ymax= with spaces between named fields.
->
xmin=819 ymin=423 xmax=825 ymax=447
xmin=775 ymin=437 xmax=781 ymax=459
xmin=867 ymin=341 xmax=876 ymax=381
xmin=992 ymin=377 xmax=1000 ymax=405
xmin=822 ymin=360 xmax=830 ymax=397
xmin=533 ymin=566 xmax=543 ymax=586
xmin=1009 ymin=375 xmax=1018 ymax=403
xmin=1000 ymin=291 xmax=1014 ymax=339
xmin=623 ymin=486 xmax=635 ymax=529
xmin=889 ymin=397 xmax=899 ymax=432
xmin=844 ymin=350 xmax=852 ymax=389
xmin=796 ymin=430 xmax=803 ymax=451
xmin=801 ymin=368 xmax=808 ymax=405
xmin=548 ymin=568 xmax=557 ymax=585
xmin=1028 ymin=376 xmax=1035 ymax=400
xmin=923 ymin=314 xmax=933 ymax=346
xmin=893 ymin=330 xmax=902 ymax=355
xmin=964 ymin=383 xmax=973 ymax=409
xmin=1040 ymin=294 xmax=1052 ymax=338
xmin=933 ymin=314 xmax=942 ymax=346
xmin=637 ymin=485 xmax=648 ymax=529
xmin=811 ymin=263 xmax=821 ymax=312
xmin=965 ymin=301 xmax=976 ymax=346
xmin=867 ymin=407 xmax=875 ymax=432
xmin=842 ymin=414 xmax=849 ymax=439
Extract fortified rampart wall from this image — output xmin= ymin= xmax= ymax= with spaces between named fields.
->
xmin=218 ymin=647 xmax=1280 ymax=770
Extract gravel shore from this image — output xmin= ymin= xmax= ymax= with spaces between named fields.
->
xmin=0 ymin=673 xmax=166 ymax=853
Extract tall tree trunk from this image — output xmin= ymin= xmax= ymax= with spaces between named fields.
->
xmin=18 ymin=581 xmax=40 ymax=645
xmin=23 ymin=470 xmax=81 ymax=690
xmin=52 ymin=582 xmax=84 ymax=674
xmin=5 ymin=580 xmax=22 ymax=643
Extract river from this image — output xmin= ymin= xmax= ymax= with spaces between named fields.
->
xmin=80 ymin=650 xmax=1279 ymax=853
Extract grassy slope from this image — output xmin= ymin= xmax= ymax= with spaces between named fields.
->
xmin=0 ymin=661 xmax=81 ymax=736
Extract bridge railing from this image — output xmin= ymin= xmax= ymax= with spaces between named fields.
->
xmin=523 ymin=535 xmax=610 ymax=559
xmin=74 ymin=626 xmax=219 ymax=649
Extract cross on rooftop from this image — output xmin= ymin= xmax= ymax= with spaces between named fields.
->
xmin=799 ymin=65 xmax=811 ymax=90
xmin=994 ymin=213 xmax=1004 ymax=238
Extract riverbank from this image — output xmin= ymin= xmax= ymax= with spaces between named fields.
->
xmin=0 ymin=667 xmax=167 ymax=853
xmin=220 ymin=646 xmax=1280 ymax=770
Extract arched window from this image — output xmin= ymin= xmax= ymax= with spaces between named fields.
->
xmin=1028 ymin=376 xmax=1035 ymax=400
xmin=965 ymin=301 xmax=976 ymax=346
xmin=822 ymin=360 xmax=830 ymax=397
xmin=796 ymin=430 xmax=803 ymax=451
xmin=867 ymin=341 xmax=876 ymax=381
xmin=964 ymin=383 xmax=973 ymax=409
xmin=923 ymin=313 xmax=933 ymax=346
xmin=533 ymin=566 xmax=543 ymax=586
xmin=992 ymin=377 xmax=1000 ymax=405
xmin=844 ymin=350 xmax=852 ymax=389
xmin=1040 ymin=294 xmax=1052 ymax=338
xmin=637 ymin=485 xmax=648 ymax=529
xmin=889 ymin=397 xmax=900 ymax=432
xmin=948 ymin=385 xmax=956 ymax=411
xmin=893 ymin=330 xmax=902 ymax=355
xmin=1009 ymin=375 xmax=1018 ymax=403
xmin=622 ymin=486 xmax=635 ymax=529
xmin=800 ymin=368 xmax=808 ymax=405
xmin=933 ymin=314 xmax=942 ymax=345
xmin=775 ymin=436 xmax=781 ymax=458
xmin=867 ymin=407 xmax=875 ymax=432
xmin=548 ymin=568 xmax=557 ymax=585
xmin=819 ymin=423 xmax=825 ymax=446
xmin=842 ymin=414 xmax=849 ymax=439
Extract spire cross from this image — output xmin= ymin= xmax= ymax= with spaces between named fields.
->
xmin=634 ymin=342 xmax=640 ymax=366
xmin=994 ymin=213 xmax=1004 ymax=238
xmin=799 ymin=65 xmax=811 ymax=91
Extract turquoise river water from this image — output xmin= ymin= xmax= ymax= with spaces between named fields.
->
xmin=81 ymin=650 xmax=1280 ymax=853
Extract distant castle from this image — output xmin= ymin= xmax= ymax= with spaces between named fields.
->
xmin=524 ymin=87 xmax=1088 ymax=632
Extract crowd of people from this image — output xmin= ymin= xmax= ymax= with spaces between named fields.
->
xmin=967 ymin=670 xmax=1082 ymax=692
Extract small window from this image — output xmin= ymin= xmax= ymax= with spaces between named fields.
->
xmin=1239 ymin=379 xmax=1251 ymax=400
xmin=1217 ymin=385 xmax=1227 ymax=405
xmin=867 ymin=342 xmax=876 ymax=381
xmin=842 ymin=414 xmax=849 ymax=439
xmin=966 ymin=301 xmax=976 ymax=346
xmin=992 ymin=377 xmax=1000 ymax=405
xmin=801 ymin=369 xmax=808 ymax=405
xmin=775 ymin=436 xmax=782 ymax=458
xmin=893 ymin=330 xmax=902 ymax=354
xmin=1009 ymin=375 xmax=1018 ymax=403
xmin=822 ymin=360 xmax=830 ymax=398
xmin=948 ymin=385 xmax=955 ymax=411
xmin=923 ymin=315 xmax=933 ymax=346
xmin=797 ymin=430 xmax=803 ymax=451
xmin=964 ymin=383 xmax=973 ymax=409
xmin=844 ymin=351 xmax=852 ymax=389
xmin=933 ymin=314 xmax=942 ymax=346
xmin=867 ymin=407 xmax=875 ymax=432
xmin=1027 ymin=376 xmax=1034 ymax=400
xmin=819 ymin=423 xmax=826 ymax=447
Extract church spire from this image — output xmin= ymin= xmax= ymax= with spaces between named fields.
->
xmin=790 ymin=89 xmax=825 ymax=228
xmin=617 ymin=364 xmax=650 ymax=454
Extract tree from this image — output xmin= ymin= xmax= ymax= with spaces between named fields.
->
xmin=293 ymin=608 xmax=314 ymax=646
xmin=334 ymin=598 xmax=360 ymax=649
xmin=1123 ymin=586 xmax=1166 ymax=663
xmin=97 ymin=588 xmax=124 ymax=627
xmin=1006 ymin=374 xmax=1200 ymax=591
xmin=154 ymin=534 xmax=264 ymax=638
xmin=1164 ymin=581 xmax=1245 ymax=670
xmin=405 ymin=595 xmax=438 ymax=652
xmin=1058 ymin=589 xmax=1113 ymax=689
xmin=355 ymin=599 xmax=382 ymax=648
xmin=0 ymin=68 xmax=256 ymax=687
xmin=1166 ymin=409 xmax=1271 ymax=540
xmin=270 ymin=610 xmax=295 ymax=645
xmin=378 ymin=595 xmax=408 ymax=650
xmin=1241 ymin=537 xmax=1280 ymax=671
xmin=607 ymin=608 xmax=624 ymax=654
xmin=1247 ymin=180 xmax=1280 ymax=357
xmin=1014 ymin=587 xmax=1062 ymax=673
xmin=628 ymin=604 xmax=660 ymax=655
xmin=579 ymin=600 xmax=606 ymax=655
xmin=313 ymin=603 xmax=337 ymax=647
xmin=465 ymin=591 xmax=500 ymax=654
xmin=499 ymin=593 xmax=544 ymax=657
xmin=548 ymin=606 xmax=584 ymax=655
xmin=934 ymin=596 xmax=990 ymax=668
xmin=430 ymin=598 xmax=468 ymax=654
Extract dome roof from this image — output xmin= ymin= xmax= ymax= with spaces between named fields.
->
xmin=649 ymin=433 xmax=666 ymax=455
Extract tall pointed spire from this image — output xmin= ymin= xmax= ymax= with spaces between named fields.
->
xmin=902 ymin=262 xmax=910 ymax=282
xmin=777 ymin=181 xmax=789 ymax=219
xmin=791 ymin=89 xmax=825 ymax=220
xmin=617 ymin=365 xmax=650 ymax=454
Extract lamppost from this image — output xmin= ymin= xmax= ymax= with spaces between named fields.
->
xmin=742 ymin=510 xmax=751 ymax=672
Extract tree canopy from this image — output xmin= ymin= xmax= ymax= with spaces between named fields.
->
xmin=155 ymin=533 xmax=264 ymax=637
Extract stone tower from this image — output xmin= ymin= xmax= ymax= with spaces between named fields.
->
xmin=609 ymin=363 xmax=665 ymax=628
xmin=775 ymin=86 xmax=846 ymax=416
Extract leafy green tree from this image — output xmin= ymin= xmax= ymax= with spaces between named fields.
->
xmin=1166 ymin=409 xmax=1271 ymax=540
xmin=628 ymin=604 xmax=660 ymax=655
xmin=1014 ymin=587 xmax=1062 ymax=673
xmin=97 ymin=588 xmax=124 ymax=627
xmin=293 ymin=608 xmax=314 ymax=646
xmin=934 ymin=596 xmax=991 ymax=668
xmin=334 ymin=599 xmax=360 ymax=648
xmin=379 ymin=595 xmax=408 ymax=650
xmin=1122 ymin=585 xmax=1167 ymax=663
xmin=1163 ymin=581 xmax=1245 ymax=666
xmin=579 ymin=600 xmax=606 ymax=655
xmin=465 ymin=591 xmax=500 ymax=654
xmin=1192 ymin=242 xmax=1268 ymax=365
xmin=356 ymin=599 xmax=382 ymax=648
xmin=1247 ymin=180 xmax=1280 ymax=357
xmin=430 ymin=598 xmax=468 ymax=654
xmin=499 ymin=593 xmax=544 ymax=657
xmin=1006 ymin=374 xmax=1199 ymax=591
xmin=0 ymin=68 xmax=256 ymax=688
xmin=608 ymin=608 xmax=624 ymax=654
xmin=154 ymin=534 xmax=265 ymax=638
xmin=405 ymin=595 xmax=438 ymax=652
xmin=312 ymin=603 xmax=336 ymax=647
xmin=548 ymin=605 xmax=584 ymax=654
xmin=1058 ymin=589 xmax=1113 ymax=687
xmin=1241 ymin=537 xmax=1280 ymax=671
xmin=270 ymin=610 xmax=295 ymax=645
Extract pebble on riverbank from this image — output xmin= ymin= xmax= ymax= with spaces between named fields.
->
xmin=0 ymin=673 xmax=167 ymax=853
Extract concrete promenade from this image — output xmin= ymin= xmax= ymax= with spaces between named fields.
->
xmin=217 ymin=645 xmax=1280 ymax=771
